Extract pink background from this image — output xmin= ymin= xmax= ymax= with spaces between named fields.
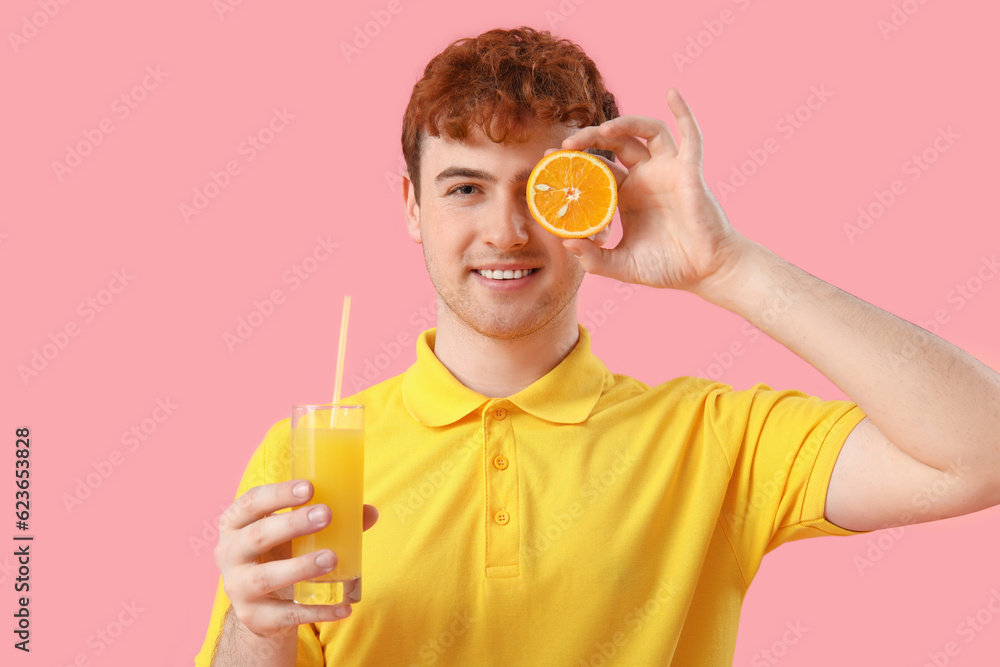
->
xmin=4 ymin=0 xmax=999 ymax=664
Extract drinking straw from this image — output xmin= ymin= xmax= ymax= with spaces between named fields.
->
xmin=330 ymin=295 xmax=351 ymax=427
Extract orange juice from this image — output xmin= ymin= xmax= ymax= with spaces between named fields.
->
xmin=290 ymin=408 xmax=364 ymax=607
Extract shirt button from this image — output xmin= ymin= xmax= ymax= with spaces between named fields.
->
xmin=492 ymin=407 xmax=506 ymax=420
xmin=494 ymin=509 xmax=510 ymax=525
xmin=493 ymin=455 xmax=509 ymax=470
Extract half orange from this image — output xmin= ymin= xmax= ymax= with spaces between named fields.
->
xmin=526 ymin=149 xmax=617 ymax=238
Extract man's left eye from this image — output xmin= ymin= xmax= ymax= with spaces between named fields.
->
xmin=451 ymin=185 xmax=477 ymax=196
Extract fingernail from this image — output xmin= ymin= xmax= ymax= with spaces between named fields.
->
xmin=292 ymin=482 xmax=310 ymax=498
xmin=567 ymin=247 xmax=582 ymax=258
xmin=308 ymin=506 xmax=327 ymax=524
xmin=334 ymin=606 xmax=352 ymax=619
xmin=315 ymin=551 xmax=334 ymax=569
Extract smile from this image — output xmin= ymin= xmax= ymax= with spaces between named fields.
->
xmin=475 ymin=268 xmax=537 ymax=280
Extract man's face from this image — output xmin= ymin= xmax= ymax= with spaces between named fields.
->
xmin=403 ymin=121 xmax=609 ymax=340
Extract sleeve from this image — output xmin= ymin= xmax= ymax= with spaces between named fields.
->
xmin=708 ymin=383 xmax=872 ymax=579
xmin=194 ymin=420 xmax=326 ymax=666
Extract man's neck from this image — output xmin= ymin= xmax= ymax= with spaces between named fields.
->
xmin=431 ymin=305 xmax=580 ymax=398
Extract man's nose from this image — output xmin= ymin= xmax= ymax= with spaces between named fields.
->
xmin=482 ymin=192 xmax=531 ymax=250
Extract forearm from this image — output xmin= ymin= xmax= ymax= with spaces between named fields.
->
xmin=212 ymin=605 xmax=297 ymax=666
xmin=697 ymin=239 xmax=1000 ymax=477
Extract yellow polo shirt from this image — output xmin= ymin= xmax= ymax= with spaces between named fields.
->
xmin=196 ymin=324 xmax=870 ymax=666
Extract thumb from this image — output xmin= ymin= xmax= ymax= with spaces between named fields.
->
xmin=363 ymin=504 xmax=379 ymax=531
xmin=562 ymin=238 xmax=617 ymax=278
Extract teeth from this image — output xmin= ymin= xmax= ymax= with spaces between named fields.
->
xmin=477 ymin=268 xmax=535 ymax=280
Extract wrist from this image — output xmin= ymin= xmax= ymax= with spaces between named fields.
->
xmin=689 ymin=235 xmax=770 ymax=313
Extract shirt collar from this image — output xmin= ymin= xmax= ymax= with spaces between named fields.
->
xmin=402 ymin=324 xmax=609 ymax=426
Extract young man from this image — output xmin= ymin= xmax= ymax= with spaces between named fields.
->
xmin=197 ymin=27 xmax=1000 ymax=665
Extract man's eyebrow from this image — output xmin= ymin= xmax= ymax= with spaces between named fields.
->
xmin=434 ymin=166 xmax=536 ymax=186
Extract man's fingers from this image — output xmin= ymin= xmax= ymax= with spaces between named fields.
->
xmin=363 ymin=504 xmax=379 ymax=531
xmin=237 ymin=549 xmax=339 ymax=599
xmin=562 ymin=238 xmax=624 ymax=281
xmin=234 ymin=503 xmax=331 ymax=563
xmin=563 ymin=126 xmax=650 ymax=168
xmin=230 ymin=502 xmax=377 ymax=564
xmin=221 ymin=480 xmax=314 ymax=532
xmin=599 ymin=115 xmax=678 ymax=158
xmin=565 ymin=106 xmax=699 ymax=166
xmin=665 ymin=88 xmax=704 ymax=164
xmin=236 ymin=598 xmax=353 ymax=636
xmin=219 ymin=489 xmax=376 ymax=565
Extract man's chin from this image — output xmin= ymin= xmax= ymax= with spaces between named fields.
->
xmin=468 ymin=321 xmax=538 ymax=340
xmin=461 ymin=313 xmax=549 ymax=341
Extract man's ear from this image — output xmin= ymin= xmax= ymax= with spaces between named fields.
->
xmin=402 ymin=173 xmax=421 ymax=244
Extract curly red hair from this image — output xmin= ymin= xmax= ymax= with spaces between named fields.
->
xmin=402 ymin=26 xmax=619 ymax=203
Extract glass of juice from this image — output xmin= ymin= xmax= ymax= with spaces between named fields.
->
xmin=290 ymin=404 xmax=364 ymax=605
